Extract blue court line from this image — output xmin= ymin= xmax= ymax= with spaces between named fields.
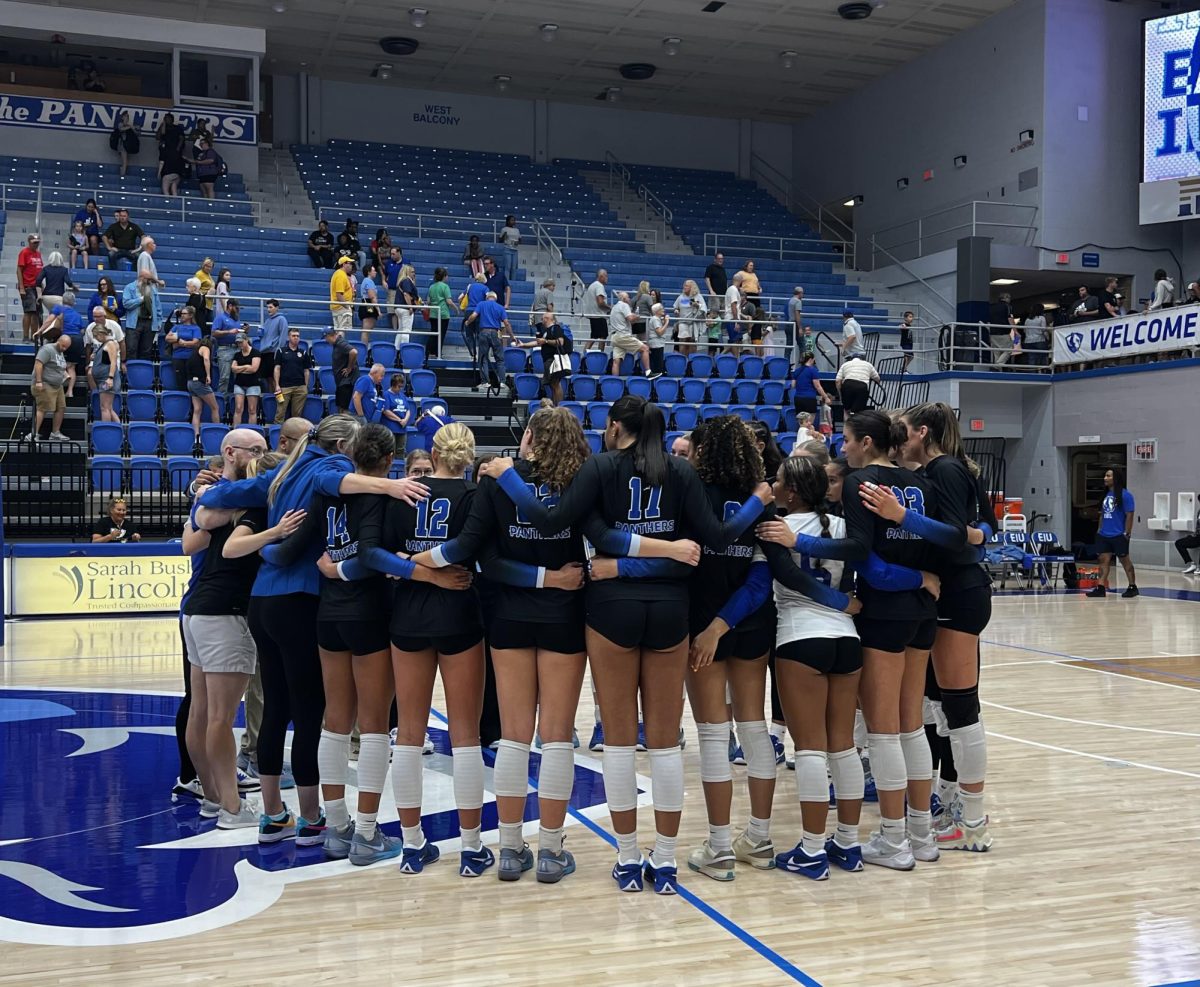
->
xmin=1151 ymin=980 xmax=1200 ymax=987
xmin=427 ymin=708 xmax=820 ymax=987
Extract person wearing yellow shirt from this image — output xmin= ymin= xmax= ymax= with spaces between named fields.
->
xmin=330 ymin=256 xmax=354 ymax=332
xmin=194 ymin=256 xmax=215 ymax=314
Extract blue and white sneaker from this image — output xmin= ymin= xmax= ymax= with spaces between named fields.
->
xmin=588 ymin=723 xmax=605 ymax=752
xmin=863 ymin=774 xmax=879 ymax=803
xmin=498 ymin=845 xmax=535 ymax=881
xmin=236 ymin=755 xmax=295 ymax=790
xmin=930 ymin=792 xmax=945 ymax=822
xmin=636 ymin=722 xmax=647 ymax=752
xmin=172 ymin=777 xmax=204 ymax=802
xmin=236 ymin=768 xmax=261 ymax=794
xmin=776 ymin=843 xmax=830 ymax=881
xmin=460 ymin=845 xmax=496 ymax=878
xmin=295 ymin=812 xmax=327 ymax=847
xmin=643 ymin=858 xmax=679 ymax=895
xmin=258 ymin=809 xmax=295 ymax=844
xmin=771 ymin=733 xmax=786 ymax=765
xmin=612 ymin=858 xmax=645 ymax=892
xmin=324 ymin=821 xmax=355 ymax=860
xmin=349 ymin=829 xmax=403 ymax=867
xmin=399 ymin=840 xmax=440 ymax=874
xmin=572 ymin=728 xmax=581 ymax=749
xmin=825 ymin=837 xmax=864 ymax=872
xmin=537 ymin=848 xmax=576 ymax=884
xmin=729 ymin=731 xmax=746 ymax=765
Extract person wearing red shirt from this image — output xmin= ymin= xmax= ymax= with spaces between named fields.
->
xmin=17 ymin=233 xmax=44 ymax=342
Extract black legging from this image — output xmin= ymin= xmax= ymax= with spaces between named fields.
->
xmin=840 ymin=380 xmax=870 ymax=414
xmin=248 ymin=593 xmax=325 ymax=787
xmin=175 ymin=618 xmax=197 ymax=784
xmin=1176 ymin=534 xmax=1200 ymax=563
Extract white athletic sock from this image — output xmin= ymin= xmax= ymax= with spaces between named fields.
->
xmin=959 ymin=789 xmax=986 ymax=826
xmin=835 ymin=822 xmax=859 ymax=847
xmin=498 ymin=822 xmax=523 ymax=852
xmin=401 ymin=823 xmax=424 ymax=848
xmin=907 ymin=807 xmax=932 ymax=840
xmin=460 ymin=825 xmax=482 ymax=851
xmin=650 ymin=833 xmax=677 ymax=869
xmin=593 ymin=704 xmax=602 ymax=724
xmin=853 ymin=709 xmax=868 ymax=751
xmin=358 ymin=811 xmax=378 ymax=841
xmin=802 ymin=830 xmax=824 ymax=855
xmin=880 ymin=817 xmax=906 ymax=844
xmin=708 ymin=823 xmax=732 ymax=853
xmin=615 ymin=830 xmax=640 ymax=865
xmin=325 ymin=798 xmax=349 ymax=830
xmin=937 ymin=778 xmax=959 ymax=805
xmin=746 ymin=815 xmax=771 ymax=843
xmin=539 ymin=826 xmax=564 ymax=855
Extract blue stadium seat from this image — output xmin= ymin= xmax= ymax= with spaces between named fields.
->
xmin=310 ymin=341 xmax=334 ymax=366
xmin=626 ymin=376 xmax=652 ymax=400
xmin=754 ymin=407 xmax=781 ymax=430
xmin=161 ymin=391 xmax=191 ymax=423
xmin=405 ymin=429 xmax=425 ymax=454
xmin=672 ymin=405 xmax=699 ymax=430
xmin=663 ymin=352 xmax=687 ymax=377
xmin=700 ymin=404 xmax=725 ymax=421
xmin=410 ymin=369 xmax=437 ymax=397
xmin=618 ymin=354 xmax=635 ymax=376
xmin=167 ymin=457 xmax=201 ymax=491
xmin=570 ymin=375 xmax=598 ymax=401
xmin=585 ymin=430 xmax=603 ymax=454
xmin=598 ymin=376 xmax=625 ymax=402
xmin=201 ymin=424 xmax=228 ymax=456
xmin=740 ymin=355 xmax=764 ymax=379
xmin=708 ymin=379 xmax=733 ymax=404
xmin=399 ymin=343 xmax=426 ymax=370
xmin=761 ymin=381 xmax=786 ymax=405
xmin=715 ymin=354 xmax=739 ymax=378
xmin=665 ymin=430 xmax=682 ymax=451
xmin=90 ymin=422 xmax=123 ymax=454
xmin=90 ymin=391 xmax=123 ymax=419
xmin=680 ymin=378 xmax=707 ymax=403
xmin=159 ymin=362 xmax=179 ymax=391
xmin=777 ymin=433 xmax=796 ymax=455
xmin=127 ymin=422 xmax=160 ymax=455
xmin=513 ymin=373 xmax=541 ymax=400
xmin=350 ymin=341 xmax=368 ymax=366
xmin=783 ymin=408 xmax=798 ymax=432
xmin=261 ymin=393 xmax=277 ymax=423
xmin=586 ymin=402 xmax=611 ymax=429
xmin=318 ymin=368 xmax=336 ymax=395
xmin=126 ymin=389 xmax=158 ymax=422
xmin=582 ymin=351 xmax=608 ymax=376
xmin=164 ymin=423 xmax=195 ymax=455
xmin=560 ymin=401 xmax=586 ymax=425
xmin=729 ymin=404 xmax=754 ymax=422
xmin=125 ymin=360 xmax=155 ymax=391
xmin=302 ymin=396 xmax=324 ymax=423
xmin=654 ymin=377 xmax=680 ymax=403
xmin=688 ymin=353 xmax=714 ymax=378
xmin=503 ymin=348 xmax=528 ymax=374
xmin=764 ymin=357 xmax=789 ymax=380
xmin=268 ymin=425 xmax=281 ymax=447
xmin=734 ymin=380 xmax=759 ymax=404
xmin=370 ymin=341 xmax=398 ymax=368
xmin=90 ymin=456 xmax=123 ymax=492
xmin=529 ymin=351 xmax=544 ymax=376
xmin=130 ymin=456 xmax=164 ymax=491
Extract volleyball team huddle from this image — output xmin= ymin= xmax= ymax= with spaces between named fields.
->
xmin=183 ymin=393 xmax=993 ymax=894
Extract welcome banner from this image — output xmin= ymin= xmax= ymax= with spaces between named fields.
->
xmin=1053 ymin=303 xmax=1200 ymax=364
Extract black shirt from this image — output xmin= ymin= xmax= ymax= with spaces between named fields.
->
xmin=92 ymin=516 xmax=139 ymax=543
xmin=330 ymin=338 xmax=354 ymax=379
xmin=232 ymin=347 xmax=261 ymax=379
xmin=275 ymin=344 xmax=314 ymax=388
xmin=310 ymin=229 xmax=334 ymax=249
xmin=704 ymin=263 xmax=728 ymax=296
xmin=899 ymin=322 xmax=913 ymax=348
xmin=1099 ymin=289 xmax=1119 ymax=319
xmin=921 ymin=455 xmax=992 ymax=589
xmin=105 ymin=221 xmax=143 ymax=251
xmin=361 ymin=477 xmax=481 ymax=637
xmin=537 ymin=322 xmax=569 ymax=367
xmin=183 ymin=510 xmax=267 ymax=616
xmin=690 ymin=484 xmax=775 ymax=635
xmin=186 ymin=348 xmax=209 ymax=384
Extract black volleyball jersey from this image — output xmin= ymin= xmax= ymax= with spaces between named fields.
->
xmin=362 ymin=477 xmax=481 ymax=637
xmin=921 ymin=454 xmax=991 ymax=589
xmin=690 ymin=486 xmax=776 ymax=635
xmin=842 ymin=463 xmax=938 ymax=621
xmin=183 ymin=508 xmax=266 ymax=617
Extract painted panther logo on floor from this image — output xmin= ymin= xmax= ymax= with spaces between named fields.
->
xmin=0 ymin=688 xmax=630 ymax=946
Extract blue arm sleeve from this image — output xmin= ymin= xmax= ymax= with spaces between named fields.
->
xmin=198 ymin=471 xmax=271 ymax=509
xmin=716 ymin=561 xmax=772 ymax=629
xmin=793 ymin=532 xmax=867 ymax=561
xmin=356 ymin=546 xmax=417 ymax=580
xmin=337 ymin=555 xmax=372 ymax=581
xmin=615 ymin=558 xmax=694 ymax=579
xmin=899 ymin=509 xmax=965 ymax=549
xmin=479 ymin=556 xmax=542 ymax=589
xmin=858 ymin=551 xmax=923 ymax=592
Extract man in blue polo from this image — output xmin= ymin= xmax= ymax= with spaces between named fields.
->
xmin=464 ymin=290 xmax=512 ymax=392
xmin=352 ymin=362 xmax=386 ymax=423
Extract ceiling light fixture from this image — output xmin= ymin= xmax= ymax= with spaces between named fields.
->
xmin=606 ymin=86 xmax=621 ymax=102
xmin=779 ymin=50 xmax=798 ymax=69
xmin=954 ymin=154 xmax=967 ymax=168
xmin=494 ymin=74 xmax=511 ymax=92
xmin=376 ymin=63 xmax=393 ymax=80
xmin=990 ymin=278 xmax=1021 ymax=286
xmin=271 ymin=1 xmax=286 ymax=12
xmin=409 ymin=7 xmax=428 ymax=28
xmin=540 ymin=23 xmax=559 ymax=42
xmin=662 ymin=37 xmax=681 ymax=56
xmin=896 ymin=178 xmax=909 ymax=191
xmin=843 ymin=194 xmax=863 ymax=207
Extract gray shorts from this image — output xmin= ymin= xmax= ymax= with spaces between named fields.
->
xmin=182 ymin=614 xmax=257 ymax=675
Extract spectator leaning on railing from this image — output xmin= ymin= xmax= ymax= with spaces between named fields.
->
xmin=103 ymin=208 xmax=144 ymax=270
xmin=1147 ymin=269 xmax=1175 ymax=312
xmin=27 ymin=333 xmax=72 ymax=443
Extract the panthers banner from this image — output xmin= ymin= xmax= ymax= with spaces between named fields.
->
xmin=1053 ymin=303 xmax=1200 ymax=364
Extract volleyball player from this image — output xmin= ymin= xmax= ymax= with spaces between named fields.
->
xmin=480 ymin=395 xmax=773 ymax=895
xmin=197 ymin=415 xmax=427 ymax=845
xmin=859 ymin=403 xmax=995 ymax=851
xmin=1087 ymin=466 xmax=1138 ymax=598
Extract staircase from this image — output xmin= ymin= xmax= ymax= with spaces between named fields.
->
xmin=247 ymin=146 xmax=318 ymax=230
xmin=576 ymin=170 xmax=693 ymax=256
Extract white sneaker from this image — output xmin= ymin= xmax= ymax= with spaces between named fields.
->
xmin=861 ymin=831 xmax=916 ymax=871
xmin=216 ymin=800 xmax=260 ymax=829
xmin=199 ymin=798 xmax=221 ymax=819
xmin=48 ymin=431 xmax=70 ymax=441
xmin=909 ymin=829 xmax=940 ymax=862
xmin=21 ymin=433 xmax=38 ymax=443
xmin=1184 ymin=563 xmax=1197 ymax=575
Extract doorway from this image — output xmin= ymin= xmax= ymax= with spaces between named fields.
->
xmin=1067 ymin=444 xmax=1125 ymax=546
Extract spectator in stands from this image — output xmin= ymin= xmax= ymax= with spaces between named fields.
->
xmin=212 ymin=267 xmax=232 ymax=318
xmin=352 ymin=363 xmax=386 ymax=423
xmin=645 ymin=302 xmax=670 ymax=376
xmin=1187 ymin=280 xmax=1200 ymax=305
xmin=633 ymin=280 xmax=653 ymax=334
xmin=670 ymin=433 xmax=691 ymax=457
xmin=609 ymin=290 xmax=656 ymax=378
xmin=329 ymin=256 xmax=355 ymax=335
xmin=183 ymin=277 xmax=208 ymax=334
xmin=189 ymin=138 xmax=225 ymax=199
xmin=28 ymin=333 xmax=72 ymax=442
xmin=462 ymin=235 xmax=485 ymax=278
xmin=672 ymin=278 xmax=706 ymax=357
xmin=194 ymin=257 xmax=215 ymax=315
xmin=35 ymin=289 xmax=83 ymax=350
xmin=92 ymin=498 xmax=141 ymax=543
xmin=427 ymin=264 xmax=453 ymax=357
xmin=899 ymin=309 xmax=915 ymax=372
xmin=325 ymin=326 xmax=359 ymax=413
xmin=465 ymin=290 xmax=512 ymax=391
xmin=785 ymin=286 xmax=806 ymax=363
xmin=308 ymin=220 xmax=335 ymax=269
xmin=839 ymin=308 xmax=865 ymax=360
xmin=499 ymin=215 xmax=521 ymax=281
xmin=74 ymin=198 xmax=104 ymax=257
xmin=209 ymin=298 xmax=244 ymax=392
xmin=104 ymin=209 xmax=143 ymax=270
xmin=383 ymin=246 xmax=404 ymax=326
xmin=17 ymin=234 xmax=43 ymax=342
xmin=156 ymin=112 xmax=186 ymax=195
xmin=795 ymin=411 xmax=821 ymax=445
xmin=358 ymin=261 xmax=381 ymax=346
xmin=69 ymin=221 xmax=90 ymax=270
xmin=483 ymin=254 xmax=510 ymax=308
xmin=121 ymin=275 xmax=161 ymax=363
xmin=740 ymin=260 xmax=761 ymax=307
xmin=526 ymin=308 xmax=571 ymax=405
xmin=341 ymin=219 xmax=366 ymax=268
xmin=462 ymin=271 xmax=488 ymax=358
xmin=1147 ymin=269 xmax=1175 ymax=312
xmin=86 ymin=305 xmax=125 ymax=363
xmin=231 ymin=333 xmax=263 ymax=426
xmin=393 ymin=263 xmax=418 ymax=348
xmin=273 ymin=329 xmax=312 ymax=423
xmin=135 ymin=236 xmax=164 ymax=290
xmin=110 ymin=111 xmax=139 ymax=177
xmin=258 ymin=298 xmax=288 ymax=387
xmin=531 ymin=278 xmax=555 ymax=327
xmin=90 ymin=275 xmax=123 ymax=323
xmin=89 ymin=322 xmax=122 ymax=424
xmin=414 ymin=403 xmax=454 ymax=452
xmin=583 ymin=269 xmax=611 ymax=351
xmin=1099 ymin=276 xmax=1120 ymax=319
xmin=186 ymin=337 xmax=219 ymax=443
xmin=1021 ymin=304 xmax=1048 ymax=367
xmin=745 ymin=300 xmax=773 ymax=349
xmin=835 ymin=353 xmax=878 ymax=414
xmin=1071 ymin=285 xmax=1098 ymax=322
xmin=724 ymin=271 xmax=746 ymax=350
xmin=704 ymin=252 xmax=727 ymax=315
xmin=165 ymin=305 xmax=201 ymax=384
xmin=791 ymin=351 xmax=830 ymax=418
xmin=370 ymin=228 xmax=392 ymax=270
xmin=35 ymin=251 xmax=75 ymax=320
xmin=406 ymin=448 xmax=434 ymax=476
xmin=382 ymin=372 xmax=414 ymax=446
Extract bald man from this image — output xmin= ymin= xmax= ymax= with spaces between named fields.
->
xmin=277 ymin=416 xmax=311 ymax=454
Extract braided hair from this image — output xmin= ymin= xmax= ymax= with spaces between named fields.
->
xmin=777 ymin=455 xmax=832 ymax=539
xmin=693 ymin=415 xmax=764 ymax=499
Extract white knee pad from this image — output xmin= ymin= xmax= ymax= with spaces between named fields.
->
xmin=317 ymin=729 xmax=350 ymax=786
xmin=828 ymin=747 xmax=865 ymax=801
xmin=736 ymin=720 xmax=777 ymax=781
xmin=603 ymin=745 xmax=638 ymax=812
xmin=867 ymin=733 xmax=906 ymax=792
xmin=793 ymin=749 xmax=829 ymax=803
xmin=853 ymin=709 xmax=868 ymax=751
xmin=356 ymin=733 xmax=390 ymax=794
xmin=452 ymin=745 xmax=484 ymax=811
xmin=648 ymin=747 xmax=684 ymax=813
xmin=697 ymin=721 xmax=732 ymax=783
xmin=492 ymin=739 xmax=531 ymax=800
xmin=900 ymin=727 xmax=934 ymax=782
xmin=949 ymin=721 xmax=988 ymax=785
xmin=391 ymin=745 xmax=424 ymax=810
xmin=537 ymin=742 xmax=575 ymax=803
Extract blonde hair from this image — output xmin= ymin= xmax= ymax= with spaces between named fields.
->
xmin=432 ymin=421 xmax=476 ymax=475
xmin=235 ymin=452 xmax=286 ymax=524
xmin=683 ymin=279 xmax=698 ymax=297
xmin=267 ymin=414 xmax=359 ymax=505
xmin=400 ymin=263 xmax=415 ymax=282
xmin=637 ymin=280 xmax=650 ymax=295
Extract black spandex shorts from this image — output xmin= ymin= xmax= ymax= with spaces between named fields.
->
xmin=936 ymin=583 xmax=992 ymax=636
xmin=855 ymin=616 xmax=937 ymax=654
xmin=588 ymin=316 xmax=609 ymax=340
xmin=587 ymin=599 xmax=688 ymax=651
xmin=391 ymin=630 xmax=483 ymax=655
xmin=318 ymin=618 xmax=390 ymax=656
xmin=1095 ymin=533 xmax=1130 ymax=558
xmin=712 ymin=623 xmax=775 ymax=662
xmin=775 ymin=636 xmax=862 ymax=675
xmin=793 ymin=396 xmax=818 ymax=416
xmin=490 ymin=616 xmax=586 ymax=655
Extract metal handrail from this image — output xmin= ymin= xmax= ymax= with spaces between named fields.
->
xmin=531 ymin=219 xmax=564 ymax=268
xmin=637 ymin=182 xmax=673 ymax=227
xmin=0 ymin=180 xmax=260 ymax=224
xmin=867 ymin=235 xmax=956 ymax=322
xmin=602 ymin=150 xmax=673 ymax=227
xmin=702 ymin=231 xmax=849 ymax=265
xmin=604 ymin=150 xmax=631 ymax=190
xmin=870 ymin=200 xmax=1038 ymax=265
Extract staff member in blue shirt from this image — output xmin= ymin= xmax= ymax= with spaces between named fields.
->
xmin=790 ymin=352 xmax=831 ymax=419
xmin=464 ymin=290 xmax=513 ymax=392
xmin=1087 ymin=467 xmax=1138 ymax=598
xmin=352 ymin=363 xmax=386 ymax=423
xmin=381 ymin=372 xmax=414 ymax=449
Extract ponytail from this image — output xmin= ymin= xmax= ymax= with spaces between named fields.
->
xmin=904 ymin=401 xmax=980 ymax=477
xmin=268 ymin=414 xmax=359 ymax=506
xmin=609 ymin=395 xmax=667 ymax=486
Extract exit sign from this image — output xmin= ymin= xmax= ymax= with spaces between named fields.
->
xmin=969 ymin=419 xmax=985 ymax=431
xmin=1055 ymin=253 xmax=1070 ymax=264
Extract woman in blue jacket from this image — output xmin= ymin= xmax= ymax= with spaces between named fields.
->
xmin=197 ymin=414 xmax=428 ymax=843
